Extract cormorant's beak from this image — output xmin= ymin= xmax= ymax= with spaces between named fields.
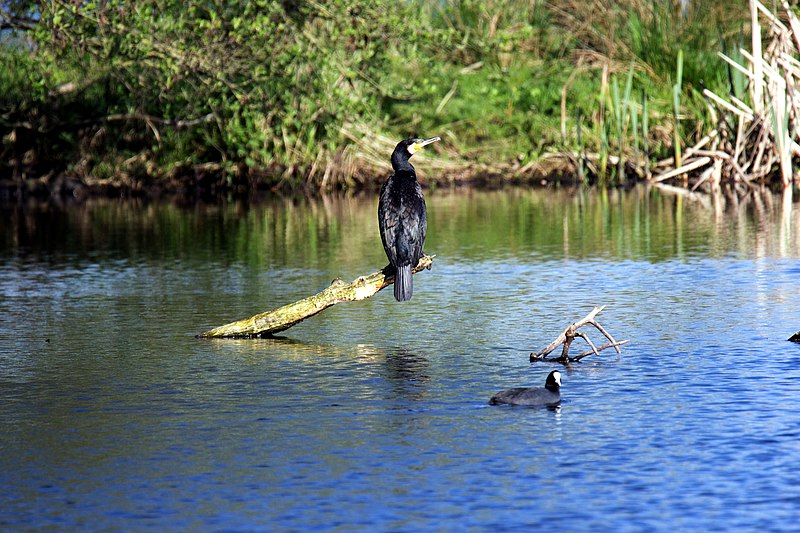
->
xmin=411 ymin=136 xmax=440 ymax=153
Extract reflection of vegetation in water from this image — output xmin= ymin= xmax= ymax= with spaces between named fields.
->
xmin=426 ymin=187 xmax=800 ymax=261
xmin=1 ymin=188 xmax=798 ymax=271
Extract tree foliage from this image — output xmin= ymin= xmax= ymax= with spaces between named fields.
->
xmin=0 ymin=1 xmax=749 ymax=193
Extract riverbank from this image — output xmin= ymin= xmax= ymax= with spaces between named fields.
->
xmin=0 ymin=149 xmax=590 ymax=202
xmin=4 ymin=1 xmax=762 ymax=199
xmin=4 ymin=1 xmax=798 ymax=200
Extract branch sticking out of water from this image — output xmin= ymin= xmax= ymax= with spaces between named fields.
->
xmin=530 ymin=306 xmax=628 ymax=364
xmin=198 ymin=255 xmax=435 ymax=338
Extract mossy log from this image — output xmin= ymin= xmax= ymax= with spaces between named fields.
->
xmin=198 ymin=255 xmax=435 ymax=338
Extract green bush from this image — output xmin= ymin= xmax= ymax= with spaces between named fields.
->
xmin=0 ymin=1 xmax=750 ymax=191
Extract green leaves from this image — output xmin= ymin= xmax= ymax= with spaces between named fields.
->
xmin=1 ymin=1 xmax=753 ymax=190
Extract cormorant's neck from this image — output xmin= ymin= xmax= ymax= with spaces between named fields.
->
xmin=391 ymin=153 xmax=415 ymax=174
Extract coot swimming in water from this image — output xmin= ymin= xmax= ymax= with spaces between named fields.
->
xmin=489 ymin=370 xmax=562 ymax=406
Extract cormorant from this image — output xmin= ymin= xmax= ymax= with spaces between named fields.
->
xmin=488 ymin=370 xmax=562 ymax=406
xmin=378 ymin=136 xmax=440 ymax=301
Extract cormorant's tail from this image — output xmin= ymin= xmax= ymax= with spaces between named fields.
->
xmin=394 ymin=264 xmax=413 ymax=301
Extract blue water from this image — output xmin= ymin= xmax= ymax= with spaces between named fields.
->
xmin=2 ymin=187 xmax=800 ymax=531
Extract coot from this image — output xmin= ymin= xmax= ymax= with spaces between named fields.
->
xmin=489 ymin=370 xmax=562 ymax=406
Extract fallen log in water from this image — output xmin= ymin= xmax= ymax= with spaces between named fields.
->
xmin=198 ymin=255 xmax=435 ymax=338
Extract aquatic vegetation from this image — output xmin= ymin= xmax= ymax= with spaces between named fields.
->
xmin=654 ymin=1 xmax=800 ymax=192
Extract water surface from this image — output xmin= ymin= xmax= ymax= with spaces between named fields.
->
xmin=2 ymin=186 xmax=800 ymax=531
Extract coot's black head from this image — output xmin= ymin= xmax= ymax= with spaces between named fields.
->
xmin=391 ymin=136 xmax=440 ymax=170
xmin=545 ymin=370 xmax=562 ymax=392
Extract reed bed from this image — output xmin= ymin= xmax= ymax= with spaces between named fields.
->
xmin=653 ymin=0 xmax=799 ymax=193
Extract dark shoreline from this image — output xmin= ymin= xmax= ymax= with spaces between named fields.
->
xmin=0 ymin=164 xmax=594 ymax=205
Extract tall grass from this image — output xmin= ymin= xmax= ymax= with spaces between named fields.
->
xmin=642 ymin=90 xmax=650 ymax=178
xmin=654 ymin=0 xmax=799 ymax=191
xmin=0 ymin=0 xmax=752 ymax=191
xmin=672 ymin=49 xmax=684 ymax=169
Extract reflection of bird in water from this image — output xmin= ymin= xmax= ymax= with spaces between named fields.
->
xmin=378 ymin=136 xmax=440 ymax=301
xmin=489 ymin=370 xmax=562 ymax=406
xmin=384 ymin=350 xmax=430 ymax=402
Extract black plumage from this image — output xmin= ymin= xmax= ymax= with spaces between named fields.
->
xmin=378 ymin=136 xmax=439 ymax=301
xmin=488 ymin=370 xmax=562 ymax=406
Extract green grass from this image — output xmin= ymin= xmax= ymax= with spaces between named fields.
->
xmin=0 ymin=0 xmax=751 ymax=191
xmin=387 ymin=60 xmax=581 ymax=162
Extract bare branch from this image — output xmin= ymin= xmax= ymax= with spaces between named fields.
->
xmin=103 ymin=112 xmax=215 ymax=129
xmin=531 ymin=306 xmax=628 ymax=364
xmin=573 ymin=340 xmax=630 ymax=362
xmin=0 ymin=13 xmax=37 ymax=32
xmin=573 ymin=331 xmax=599 ymax=356
xmin=588 ymin=320 xmax=622 ymax=353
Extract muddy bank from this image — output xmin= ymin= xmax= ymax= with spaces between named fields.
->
xmin=0 ymin=155 xmax=596 ymax=203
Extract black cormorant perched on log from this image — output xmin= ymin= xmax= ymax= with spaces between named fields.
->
xmin=378 ymin=136 xmax=440 ymax=301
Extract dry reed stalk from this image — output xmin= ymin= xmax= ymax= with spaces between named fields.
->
xmin=653 ymin=0 xmax=798 ymax=194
